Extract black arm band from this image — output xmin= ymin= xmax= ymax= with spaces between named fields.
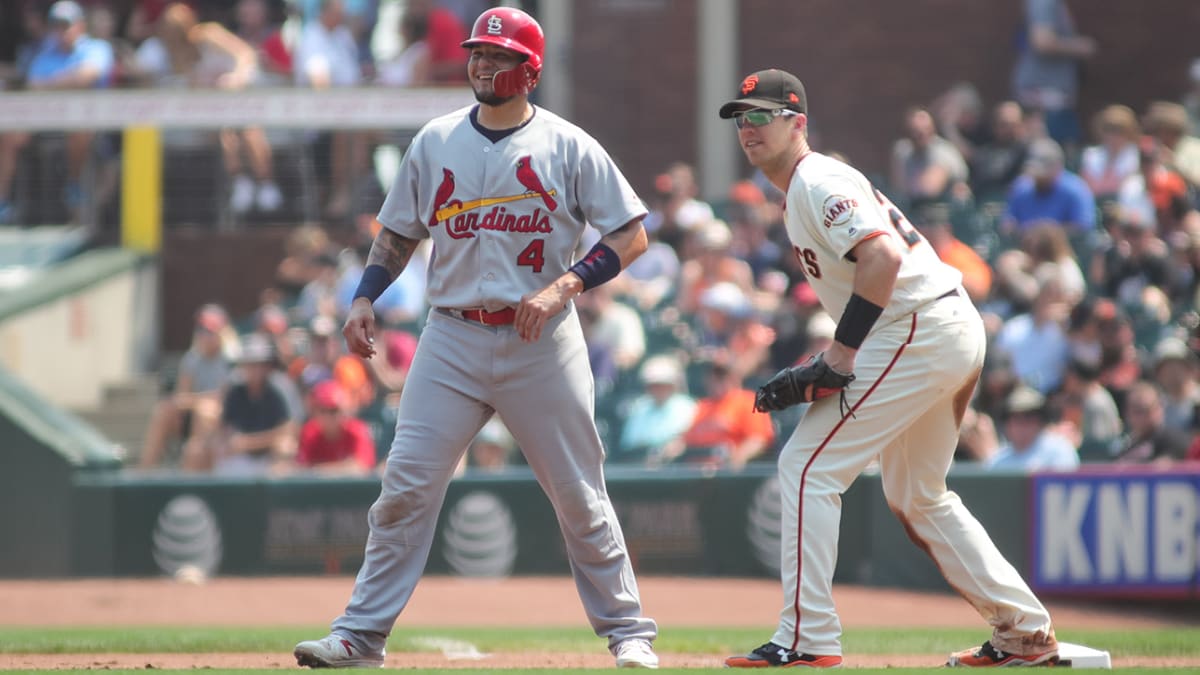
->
xmin=353 ymin=264 xmax=392 ymax=303
xmin=834 ymin=293 xmax=884 ymax=349
xmin=568 ymin=242 xmax=622 ymax=291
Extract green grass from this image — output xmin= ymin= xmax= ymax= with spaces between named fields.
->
xmin=0 ymin=625 xmax=1197 ymax=656
xmin=2 ymin=625 xmax=1197 ymax=672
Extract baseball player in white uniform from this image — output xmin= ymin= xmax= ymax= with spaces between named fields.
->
xmin=719 ymin=70 xmax=1060 ymax=668
xmin=294 ymin=8 xmax=659 ymax=670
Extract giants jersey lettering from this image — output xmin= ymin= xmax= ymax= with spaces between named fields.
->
xmin=378 ymin=105 xmax=647 ymax=310
xmin=783 ymin=152 xmax=961 ymax=326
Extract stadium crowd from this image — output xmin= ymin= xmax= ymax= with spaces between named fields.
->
xmin=3 ymin=1 xmax=1199 ymax=475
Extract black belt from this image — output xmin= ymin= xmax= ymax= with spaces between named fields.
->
xmin=936 ymin=288 xmax=960 ymax=300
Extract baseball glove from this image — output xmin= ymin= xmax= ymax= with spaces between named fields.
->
xmin=754 ymin=354 xmax=855 ymax=413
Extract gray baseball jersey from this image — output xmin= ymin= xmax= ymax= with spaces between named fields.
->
xmin=772 ymin=152 xmax=1051 ymax=656
xmin=378 ymin=105 xmax=646 ymax=311
xmin=329 ymin=104 xmax=657 ymax=654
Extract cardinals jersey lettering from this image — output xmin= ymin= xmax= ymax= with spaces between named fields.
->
xmin=783 ymin=152 xmax=962 ymax=327
xmin=378 ymin=105 xmax=647 ymax=311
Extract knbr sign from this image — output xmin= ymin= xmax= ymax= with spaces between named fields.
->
xmin=1031 ymin=470 xmax=1199 ymax=598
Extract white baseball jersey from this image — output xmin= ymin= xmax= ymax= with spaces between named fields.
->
xmin=783 ymin=152 xmax=961 ymax=323
xmin=768 ymin=151 xmax=1054 ymax=659
xmin=378 ymin=105 xmax=647 ymax=311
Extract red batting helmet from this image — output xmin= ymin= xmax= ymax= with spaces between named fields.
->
xmin=461 ymin=7 xmax=544 ymax=97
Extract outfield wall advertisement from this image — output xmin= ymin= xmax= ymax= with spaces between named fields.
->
xmin=1031 ymin=469 xmax=1200 ymax=598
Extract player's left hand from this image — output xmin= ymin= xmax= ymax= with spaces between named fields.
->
xmin=515 ymin=276 xmax=581 ymax=342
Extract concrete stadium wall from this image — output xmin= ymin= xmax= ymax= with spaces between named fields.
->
xmin=0 ymin=249 xmax=158 ymax=409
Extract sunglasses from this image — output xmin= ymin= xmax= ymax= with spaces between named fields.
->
xmin=733 ymin=108 xmax=797 ymax=129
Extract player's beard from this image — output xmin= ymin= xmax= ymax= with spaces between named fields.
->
xmin=474 ymin=88 xmax=516 ymax=106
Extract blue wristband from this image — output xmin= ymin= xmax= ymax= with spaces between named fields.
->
xmin=353 ymin=264 xmax=392 ymax=303
xmin=568 ymin=242 xmax=621 ymax=291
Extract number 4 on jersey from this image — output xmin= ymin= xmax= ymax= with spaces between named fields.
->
xmin=517 ymin=238 xmax=545 ymax=272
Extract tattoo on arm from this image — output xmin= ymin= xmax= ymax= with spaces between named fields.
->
xmin=366 ymin=230 xmax=420 ymax=280
xmin=597 ymin=218 xmax=648 ymax=266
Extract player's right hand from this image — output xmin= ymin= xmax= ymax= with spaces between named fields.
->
xmin=343 ymin=298 xmax=378 ymax=359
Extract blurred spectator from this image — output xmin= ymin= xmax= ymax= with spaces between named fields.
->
xmin=335 ymin=239 xmax=430 ymax=325
xmin=294 ymin=380 xmax=375 ymax=475
xmin=694 ymin=281 xmax=774 ymax=380
xmin=675 ymin=360 xmax=775 ymax=471
xmin=969 ymin=101 xmax=1030 ymax=202
xmin=1114 ymin=381 xmax=1191 ymax=464
xmin=1116 ymin=136 xmax=1195 ymax=236
xmin=1150 ymin=337 xmax=1200 ymax=435
xmin=233 ymin=0 xmax=291 ymax=79
xmin=125 ymin=0 xmax=180 ymax=44
xmin=794 ymin=311 xmax=836 ymax=364
xmin=390 ymin=0 xmax=464 ymax=83
xmin=14 ymin=0 xmax=116 ymax=221
xmin=292 ymin=315 xmax=374 ymax=414
xmin=677 ymin=219 xmax=755 ymax=315
xmin=972 ymin=349 xmax=1020 ymax=423
xmin=465 ymin=415 xmax=516 ymax=473
xmin=1012 ymin=0 xmax=1096 ymax=152
xmin=1003 ymin=137 xmax=1096 ymax=234
xmin=210 ymin=333 xmax=297 ymax=475
xmin=913 ymin=203 xmax=992 ymax=303
xmin=252 ymin=301 xmax=299 ymax=368
xmin=766 ymin=281 xmax=823 ymax=372
xmin=992 ymin=223 xmax=1085 ymax=311
xmin=930 ymin=81 xmax=990 ymax=164
xmin=276 ymin=223 xmax=335 ymax=297
xmin=138 ymin=304 xmax=234 ymax=469
xmin=294 ymin=0 xmax=369 ymax=220
xmin=612 ymin=228 xmax=680 ymax=311
xmin=616 ymin=355 xmax=697 ymax=466
xmin=1184 ymin=59 xmax=1200 ymax=136
xmin=643 ymin=162 xmax=715 ymax=252
xmin=576 ymin=283 xmax=645 ymax=372
xmin=366 ymin=323 xmax=417 ymax=397
xmin=1095 ymin=305 xmax=1142 ymax=408
xmin=1095 ymin=214 xmax=1173 ymax=308
xmin=726 ymin=179 xmax=785 ymax=283
xmin=1079 ymin=104 xmax=1141 ymax=201
xmin=1053 ymin=357 xmax=1123 ymax=461
xmin=975 ymin=386 xmax=1080 ymax=471
xmin=1142 ymin=101 xmax=1200 ymax=190
xmin=994 ymin=275 xmax=1071 ymax=394
xmin=132 ymin=2 xmax=282 ymax=216
xmin=296 ymin=252 xmax=341 ymax=323
xmin=889 ymin=106 xmax=969 ymax=209
xmin=0 ymin=0 xmax=51 ymax=223
xmin=375 ymin=2 xmax=430 ymax=87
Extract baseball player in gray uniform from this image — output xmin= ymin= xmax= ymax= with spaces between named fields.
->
xmin=294 ymin=7 xmax=659 ymax=670
xmin=718 ymin=70 xmax=1060 ymax=669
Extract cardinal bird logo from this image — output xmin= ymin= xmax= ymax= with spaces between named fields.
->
xmin=515 ymin=156 xmax=557 ymax=211
xmin=429 ymin=168 xmax=457 ymax=228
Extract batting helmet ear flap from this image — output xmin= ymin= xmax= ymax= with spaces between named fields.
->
xmin=491 ymin=61 xmax=539 ymax=98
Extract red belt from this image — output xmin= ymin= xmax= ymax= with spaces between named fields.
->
xmin=443 ymin=307 xmax=516 ymax=326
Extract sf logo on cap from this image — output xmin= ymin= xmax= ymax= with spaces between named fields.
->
xmin=741 ymin=74 xmax=759 ymax=95
xmin=487 ymin=15 xmax=503 ymax=34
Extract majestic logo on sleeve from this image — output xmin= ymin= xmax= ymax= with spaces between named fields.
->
xmin=429 ymin=157 xmax=559 ymax=240
xmin=821 ymin=194 xmax=858 ymax=228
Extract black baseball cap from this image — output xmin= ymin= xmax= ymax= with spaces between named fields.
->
xmin=719 ymin=69 xmax=808 ymax=119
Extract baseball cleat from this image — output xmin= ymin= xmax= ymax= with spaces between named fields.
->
xmin=947 ymin=640 xmax=1059 ymax=667
xmin=294 ymin=634 xmax=385 ymax=669
xmin=614 ymin=638 xmax=660 ymax=668
xmin=725 ymin=642 xmax=843 ymax=668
